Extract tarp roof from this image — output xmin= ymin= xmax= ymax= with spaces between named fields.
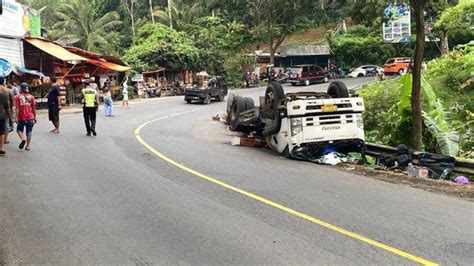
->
xmin=143 ymin=67 xmax=167 ymax=74
xmin=24 ymin=37 xmax=88 ymax=62
xmin=88 ymin=60 xmax=130 ymax=72
xmin=0 ymin=58 xmax=45 ymax=78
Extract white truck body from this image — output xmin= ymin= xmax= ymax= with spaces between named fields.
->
xmin=266 ymin=97 xmax=365 ymax=156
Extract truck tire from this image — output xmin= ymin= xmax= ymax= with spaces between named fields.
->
xmin=327 ymin=81 xmax=349 ymax=98
xmin=262 ymin=82 xmax=285 ymax=119
xmin=244 ymin=97 xmax=255 ymax=111
xmin=218 ymin=93 xmax=225 ymax=102
xmin=230 ymin=96 xmax=246 ymax=131
xmin=186 ymin=99 xmax=192 ymax=104
xmin=226 ymin=93 xmax=235 ymax=122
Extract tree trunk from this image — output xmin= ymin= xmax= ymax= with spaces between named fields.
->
xmin=440 ymin=31 xmax=449 ymax=55
xmin=149 ymin=0 xmax=155 ymax=24
xmin=410 ymin=0 xmax=427 ymax=150
xmin=269 ymin=26 xmax=275 ymax=65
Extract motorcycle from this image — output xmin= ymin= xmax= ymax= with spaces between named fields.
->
xmin=144 ymin=87 xmax=162 ymax=98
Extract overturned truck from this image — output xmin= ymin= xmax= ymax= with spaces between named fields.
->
xmin=226 ymin=82 xmax=366 ymax=160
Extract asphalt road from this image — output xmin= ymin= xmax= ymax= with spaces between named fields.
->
xmin=1 ymin=77 xmax=473 ymax=265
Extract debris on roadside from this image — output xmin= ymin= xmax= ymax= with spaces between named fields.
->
xmin=230 ymin=135 xmax=267 ymax=148
xmin=212 ymin=114 xmax=226 ymax=122
xmin=454 ymin=176 xmax=470 ymax=185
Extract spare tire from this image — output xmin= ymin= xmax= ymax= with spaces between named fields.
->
xmin=262 ymin=82 xmax=285 ymax=119
xmin=230 ymin=96 xmax=246 ymax=131
xmin=244 ymin=97 xmax=255 ymax=111
xmin=327 ymin=81 xmax=349 ymax=98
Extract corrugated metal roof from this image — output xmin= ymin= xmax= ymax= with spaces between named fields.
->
xmin=0 ymin=37 xmax=24 ymax=67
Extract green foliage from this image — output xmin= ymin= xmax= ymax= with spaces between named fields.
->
xmin=434 ymin=0 xmax=474 ymax=34
xmin=331 ymin=26 xmax=396 ymax=68
xmin=123 ymin=23 xmax=200 ymax=72
xmin=359 ymin=72 xmax=464 ymax=157
xmin=358 ymin=80 xmax=400 ymax=144
xmin=48 ymin=0 xmax=123 ymax=52
xmin=223 ymin=53 xmax=256 ymax=87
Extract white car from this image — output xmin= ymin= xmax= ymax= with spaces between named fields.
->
xmin=349 ymin=65 xmax=384 ymax=78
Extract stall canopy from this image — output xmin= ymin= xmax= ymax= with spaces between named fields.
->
xmin=88 ymin=60 xmax=130 ymax=72
xmin=143 ymin=68 xmax=167 ymax=75
xmin=0 ymin=58 xmax=45 ymax=78
xmin=24 ymin=37 xmax=88 ymax=62
xmin=65 ymin=46 xmax=130 ymax=72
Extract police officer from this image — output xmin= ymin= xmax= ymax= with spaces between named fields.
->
xmin=82 ymin=79 xmax=99 ymax=136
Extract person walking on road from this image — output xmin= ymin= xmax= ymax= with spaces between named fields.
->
xmin=14 ymin=83 xmax=36 ymax=151
xmin=0 ymin=77 xmax=13 ymax=144
xmin=82 ymin=80 xmax=99 ymax=136
xmin=122 ymin=76 xmax=129 ymax=108
xmin=0 ymin=84 xmax=11 ymax=156
xmin=47 ymin=77 xmax=62 ymax=133
xmin=103 ymin=79 xmax=114 ymax=117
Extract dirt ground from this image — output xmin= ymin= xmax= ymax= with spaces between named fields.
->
xmin=201 ymin=117 xmax=473 ymax=201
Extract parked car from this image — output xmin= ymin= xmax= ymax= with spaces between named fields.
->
xmin=288 ymin=65 xmax=329 ymax=86
xmin=383 ymin=57 xmax=412 ymax=75
xmin=348 ymin=65 xmax=384 ymax=78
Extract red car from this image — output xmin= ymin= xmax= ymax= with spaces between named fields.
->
xmin=288 ymin=65 xmax=329 ymax=86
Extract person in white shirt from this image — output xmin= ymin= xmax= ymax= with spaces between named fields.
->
xmin=122 ymin=76 xmax=129 ymax=108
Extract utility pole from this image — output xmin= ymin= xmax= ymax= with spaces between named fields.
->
xmin=149 ymin=0 xmax=155 ymax=24
xmin=168 ymin=0 xmax=173 ymax=29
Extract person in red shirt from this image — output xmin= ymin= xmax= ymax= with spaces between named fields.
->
xmin=14 ymin=83 xmax=36 ymax=151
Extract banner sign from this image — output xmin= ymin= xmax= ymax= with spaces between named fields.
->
xmin=0 ymin=0 xmax=41 ymax=37
xmin=383 ymin=3 xmax=411 ymax=44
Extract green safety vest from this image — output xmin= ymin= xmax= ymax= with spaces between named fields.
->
xmin=82 ymin=87 xmax=97 ymax=108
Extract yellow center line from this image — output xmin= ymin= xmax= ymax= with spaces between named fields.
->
xmin=134 ymin=107 xmax=438 ymax=266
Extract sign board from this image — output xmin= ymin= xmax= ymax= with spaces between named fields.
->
xmin=382 ymin=3 xmax=411 ymax=44
xmin=0 ymin=0 xmax=41 ymax=38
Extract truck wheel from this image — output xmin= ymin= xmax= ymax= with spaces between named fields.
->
xmin=304 ymin=79 xmax=310 ymax=86
xmin=291 ymin=82 xmax=296 ymax=86
xmin=186 ymin=99 xmax=192 ymax=104
xmin=226 ymin=93 xmax=235 ymax=123
xmin=327 ymin=81 xmax=349 ymax=98
xmin=398 ymin=69 xmax=405 ymax=75
xmin=203 ymin=95 xmax=211 ymax=104
xmin=230 ymin=96 xmax=246 ymax=131
xmin=262 ymin=82 xmax=285 ymax=119
xmin=244 ymin=97 xmax=255 ymax=111
xmin=324 ymin=76 xmax=329 ymax=83
xmin=218 ymin=93 xmax=225 ymax=102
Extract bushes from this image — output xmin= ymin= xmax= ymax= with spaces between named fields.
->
xmin=359 ymin=45 xmax=473 ymax=158
xmin=331 ymin=26 xmax=396 ymax=69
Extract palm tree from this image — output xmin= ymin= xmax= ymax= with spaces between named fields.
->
xmin=49 ymin=0 xmax=122 ymax=52
xmin=153 ymin=0 xmax=204 ymax=30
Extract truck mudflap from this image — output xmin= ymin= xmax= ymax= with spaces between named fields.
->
xmin=291 ymin=139 xmax=366 ymax=162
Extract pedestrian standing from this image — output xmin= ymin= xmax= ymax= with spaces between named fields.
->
xmin=14 ymin=83 xmax=36 ymax=151
xmin=103 ymin=79 xmax=114 ymax=117
xmin=0 ymin=77 xmax=13 ymax=144
xmin=47 ymin=77 xmax=61 ymax=134
xmin=0 ymin=84 xmax=11 ymax=156
xmin=121 ymin=76 xmax=129 ymax=108
xmin=82 ymin=80 xmax=98 ymax=136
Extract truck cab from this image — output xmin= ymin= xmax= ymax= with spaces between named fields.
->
xmin=227 ymin=81 xmax=366 ymax=159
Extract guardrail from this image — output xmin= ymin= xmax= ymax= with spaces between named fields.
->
xmin=365 ymin=143 xmax=474 ymax=177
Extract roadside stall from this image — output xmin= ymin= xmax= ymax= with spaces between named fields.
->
xmin=65 ymin=47 xmax=130 ymax=101
xmin=142 ymin=68 xmax=191 ymax=96
xmin=23 ymin=37 xmax=89 ymax=105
